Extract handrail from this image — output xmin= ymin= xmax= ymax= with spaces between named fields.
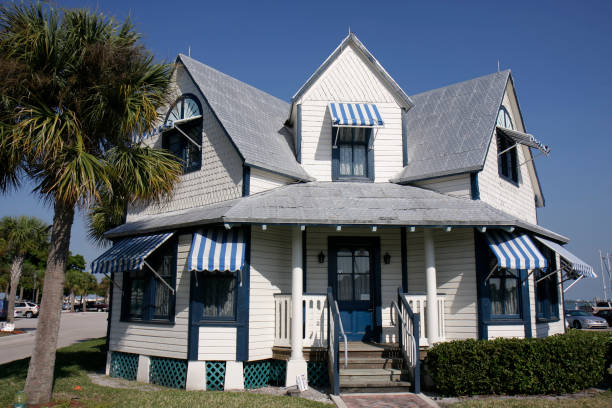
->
xmin=334 ymin=300 xmax=348 ymax=369
xmin=390 ymin=300 xmax=417 ymax=368
xmin=397 ymin=288 xmax=421 ymax=394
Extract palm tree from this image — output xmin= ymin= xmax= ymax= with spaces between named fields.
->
xmin=0 ymin=3 xmax=182 ymax=404
xmin=0 ymin=216 xmax=49 ymax=324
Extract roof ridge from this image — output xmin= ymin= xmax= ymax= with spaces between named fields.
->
xmin=178 ymin=53 xmax=289 ymax=107
xmin=409 ymin=69 xmax=511 ymax=98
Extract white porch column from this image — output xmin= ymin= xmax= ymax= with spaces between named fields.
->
xmin=424 ymin=229 xmax=439 ymax=345
xmin=286 ymin=226 xmax=307 ymax=387
xmin=136 ymin=355 xmax=151 ymax=383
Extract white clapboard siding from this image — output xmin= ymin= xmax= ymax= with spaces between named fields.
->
xmin=127 ymin=65 xmax=243 ymax=221
xmin=406 ymin=229 xmax=478 ymax=340
xmin=109 ymin=233 xmax=192 ymax=359
xmin=249 ymin=226 xmax=292 ymax=361
xmin=413 ymin=174 xmax=472 ymax=199
xmin=198 ymin=327 xmax=237 ymax=360
xmin=249 ymin=168 xmax=295 ymax=195
xmin=305 ymin=227 xmax=402 ymax=341
xmin=477 ymin=85 xmax=537 ymax=224
xmin=296 ymin=43 xmax=404 ymax=182
xmin=488 ymin=325 xmax=526 ymax=339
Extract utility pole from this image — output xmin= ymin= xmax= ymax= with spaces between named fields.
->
xmin=607 ymin=252 xmax=612 ymax=301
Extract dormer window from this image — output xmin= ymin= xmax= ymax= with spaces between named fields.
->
xmin=162 ymin=94 xmax=203 ymax=174
xmin=496 ymin=106 xmax=519 ymax=184
xmin=329 ymin=103 xmax=382 ymax=182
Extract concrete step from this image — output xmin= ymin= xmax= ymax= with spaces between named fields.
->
xmin=339 ymin=380 xmax=413 ymax=393
xmin=339 ymin=357 xmax=395 ymax=369
xmin=339 ymin=368 xmax=405 ymax=383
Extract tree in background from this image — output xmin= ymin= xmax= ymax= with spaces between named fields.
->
xmin=0 ymin=216 xmax=49 ymax=323
xmin=98 ymin=276 xmax=111 ymax=305
xmin=64 ymin=252 xmax=86 ymax=311
xmin=0 ymin=3 xmax=181 ymax=403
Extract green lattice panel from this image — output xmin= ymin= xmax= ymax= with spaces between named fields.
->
xmin=244 ymin=360 xmax=271 ymax=389
xmin=149 ymin=357 xmax=187 ymax=389
xmin=308 ymin=361 xmax=329 ymax=387
xmin=269 ymin=360 xmax=286 ymax=386
xmin=109 ymin=352 xmax=138 ymax=381
xmin=206 ymin=361 xmax=226 ymax=391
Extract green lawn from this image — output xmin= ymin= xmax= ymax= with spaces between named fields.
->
xmin=0 ymin=338 xmax=329 ymax=408
xmin=445 ymin=391 xmax=612 ymax=408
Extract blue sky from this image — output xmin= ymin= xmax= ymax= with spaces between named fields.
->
xmin=1 ymin=0 xmax=611 ymax=299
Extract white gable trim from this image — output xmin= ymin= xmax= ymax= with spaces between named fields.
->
xmin=288 ymin=33 xmax=414 ymax=124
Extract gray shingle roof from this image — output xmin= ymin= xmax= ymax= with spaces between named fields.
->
xmin=105 ymin=182 xmax=567 ymax=243
xmin=391 ymin=71 xmax=510 ymax=183
xmin=178 ymin=54 xmax=312 ymax=181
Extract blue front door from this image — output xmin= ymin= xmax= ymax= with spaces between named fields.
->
xmin=330 ymin=240 xmax=378 ymax=341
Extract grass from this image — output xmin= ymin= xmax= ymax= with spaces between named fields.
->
xmin=0 ymin=338 xmax=329 ymax=408
xmin=444 ymin=391 xmax=612 ymax=408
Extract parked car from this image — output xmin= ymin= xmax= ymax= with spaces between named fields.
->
xmin=565 ymin=310 xmax=608 ymax=329
xmin=594 ymin=310 xmax=612 ymax=327
xmin=74 ymin=301 xmax=108 ymax=312
xmin=592 ymin=301 xmax=612 ymax=313
xmin=14 ymin=301 xmax=39 ymax=318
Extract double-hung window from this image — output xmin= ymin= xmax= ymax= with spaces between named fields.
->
xmin=121 ymin=239 xmax=176 ymax=322
xmin=496 ymin=106 xmax=519 ymax=184
xmin=535 ymin=248 xmax=560 ymax=321
xmin=162 ymin=94 xmax=203 ymax=174
xmin=200 ymin=274 xmax=237 ymax=320
xmin=488 ymin=267 xmax=521 ymax=319
xmin=332 ymin=127 xmax=373 ymax=181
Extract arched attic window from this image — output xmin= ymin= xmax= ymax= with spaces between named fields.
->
xmin=162 ymin=94 xmax=203 ymax=173
xmin=496 ymin=106 xmax=519 ymax=184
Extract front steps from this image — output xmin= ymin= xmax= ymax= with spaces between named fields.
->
xmin=338 ymin=342 xmax=412 ymax=392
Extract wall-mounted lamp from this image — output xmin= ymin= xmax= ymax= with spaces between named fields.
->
xmin=383 ymin=252 xmax=391 ymax=265
xmin=318 ymin=251 xmax=326 ymax=264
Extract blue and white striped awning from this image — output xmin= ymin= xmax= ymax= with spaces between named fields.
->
xmin=188 ymin=229 xmax=245 ymax=273
xmin=484 ymin=230 xmax=547 ymax=270
xmin=534 ymin=236 xmax=597 ymax=279
xmin=329 ymin=102 xmax=384 ymax=127
xmin=91 ymin=232 xmax=174 ymax=274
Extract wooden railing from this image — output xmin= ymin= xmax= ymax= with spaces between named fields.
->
xmin=393 ymin=288 xmax=421 ymax=394
xmin=273 ymin=293 xmax=328 ymax=348
xmin=402 ymin=293 xmax=446 ymax=347
xmin=326 ymin=287 xmax=345 ymax=396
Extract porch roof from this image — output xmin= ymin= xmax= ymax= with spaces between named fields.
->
xmin=105 ymin=182 xmax=568 ymax=243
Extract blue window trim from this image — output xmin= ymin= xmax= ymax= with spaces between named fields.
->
xmin=120 ymin=238 xmax=177 ymax=324
xmin=470 ymin=172 xmax=480 ymax=200
xmin=242 ymin=166 xmax=250 ymax=197
xmin=331 ymin=127 xmax=375 ymax=182
xmin=488 ymin=269 xmax=522 ymax=320
xmin=401 ymin=109 xmax=408 ymax=167
xmin=534 ymin=247 xmax=560 ymax=322
xmin=187 ymin=226 xmax=250 ymax=361
xmin=162 ymin=93 xmax=204 ymax=174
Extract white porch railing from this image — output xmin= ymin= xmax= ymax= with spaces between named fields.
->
xmin=402 ymin=293 xmax=446 ymax=347
xmin=274 ymin=293 xmax=328 ymax=348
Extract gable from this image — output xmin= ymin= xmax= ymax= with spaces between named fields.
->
xmin=298 ymin=42 xmax=400 ymax=105
xmin=392 ymin=70 xmax=510 ymax=183
xmin=178 ymin=54 xmax=312 ymax=182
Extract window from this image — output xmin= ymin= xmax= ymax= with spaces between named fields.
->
xmin=162 ymin=95 xmax=202 ymax=174
xmin=200 ymin=274 xmax=237 ymax=320
xmin=121 ymin=239 xmax=176 ymax=322
xmin=332 ymin=127 xmax=373 ymax=181
xmin=535 ymin=249 xmax=560 ymax=321
xmin=337 ymin=248 xmax=371 ymax=302
xmin=489 ymin=268 xmax=520 ymax=318
xmin=496 ymin=107 xmax=519 ymax=184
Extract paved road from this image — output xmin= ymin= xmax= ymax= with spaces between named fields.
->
xmin=0 ymin=312 xmax=108 ymax=365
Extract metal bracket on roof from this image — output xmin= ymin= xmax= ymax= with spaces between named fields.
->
xmin=368 ymin=128 xmax=379 ymax=150
xmin=143 ymin=260 xmax=175 ymax=295
xmin=564 ymin=274 xmax=584 ymax=293
xmin=173 ymin=124 xmax=202 ymax=151
xmin=519 ymin=150 xmax=547 ymax=168
xmin=484 ymin=262 xmax=499 ymax=281
xmin=535 ymin=268 xmax=563 ymax=284
xmin=497 ymin=143 xmax=519 ymax=157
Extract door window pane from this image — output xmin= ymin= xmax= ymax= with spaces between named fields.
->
xmin=336 ymin=247 xmax=371 ymax=302
xmin=337 ymin=254 xmax=353 ymax=300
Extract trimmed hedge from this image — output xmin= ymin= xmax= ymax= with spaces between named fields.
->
xmin=425 ymin=330 xmax=611 ymax=396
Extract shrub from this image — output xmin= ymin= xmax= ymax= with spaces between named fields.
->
xmin=425 ymin=330 xmax=611 ymax=396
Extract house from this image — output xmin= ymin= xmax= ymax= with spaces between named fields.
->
xmin=92 ymin=33 xmax=596 ymax=394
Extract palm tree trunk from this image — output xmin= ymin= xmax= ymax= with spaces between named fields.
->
xmin=6 ymin=255 xmax=24 ymax=324
xmin=24 ymin=201 xmax=75 ymax=405
xmin=19 ymin=285 xmax=24 ymax=301
xmin=35 ymin=287 xmax=40 ymax=304
xmin=70 ymin=290 xmax=75 ymax=312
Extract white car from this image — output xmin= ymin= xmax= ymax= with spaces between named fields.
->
xmin=14 ymin=301 xmax=39 ymax=318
